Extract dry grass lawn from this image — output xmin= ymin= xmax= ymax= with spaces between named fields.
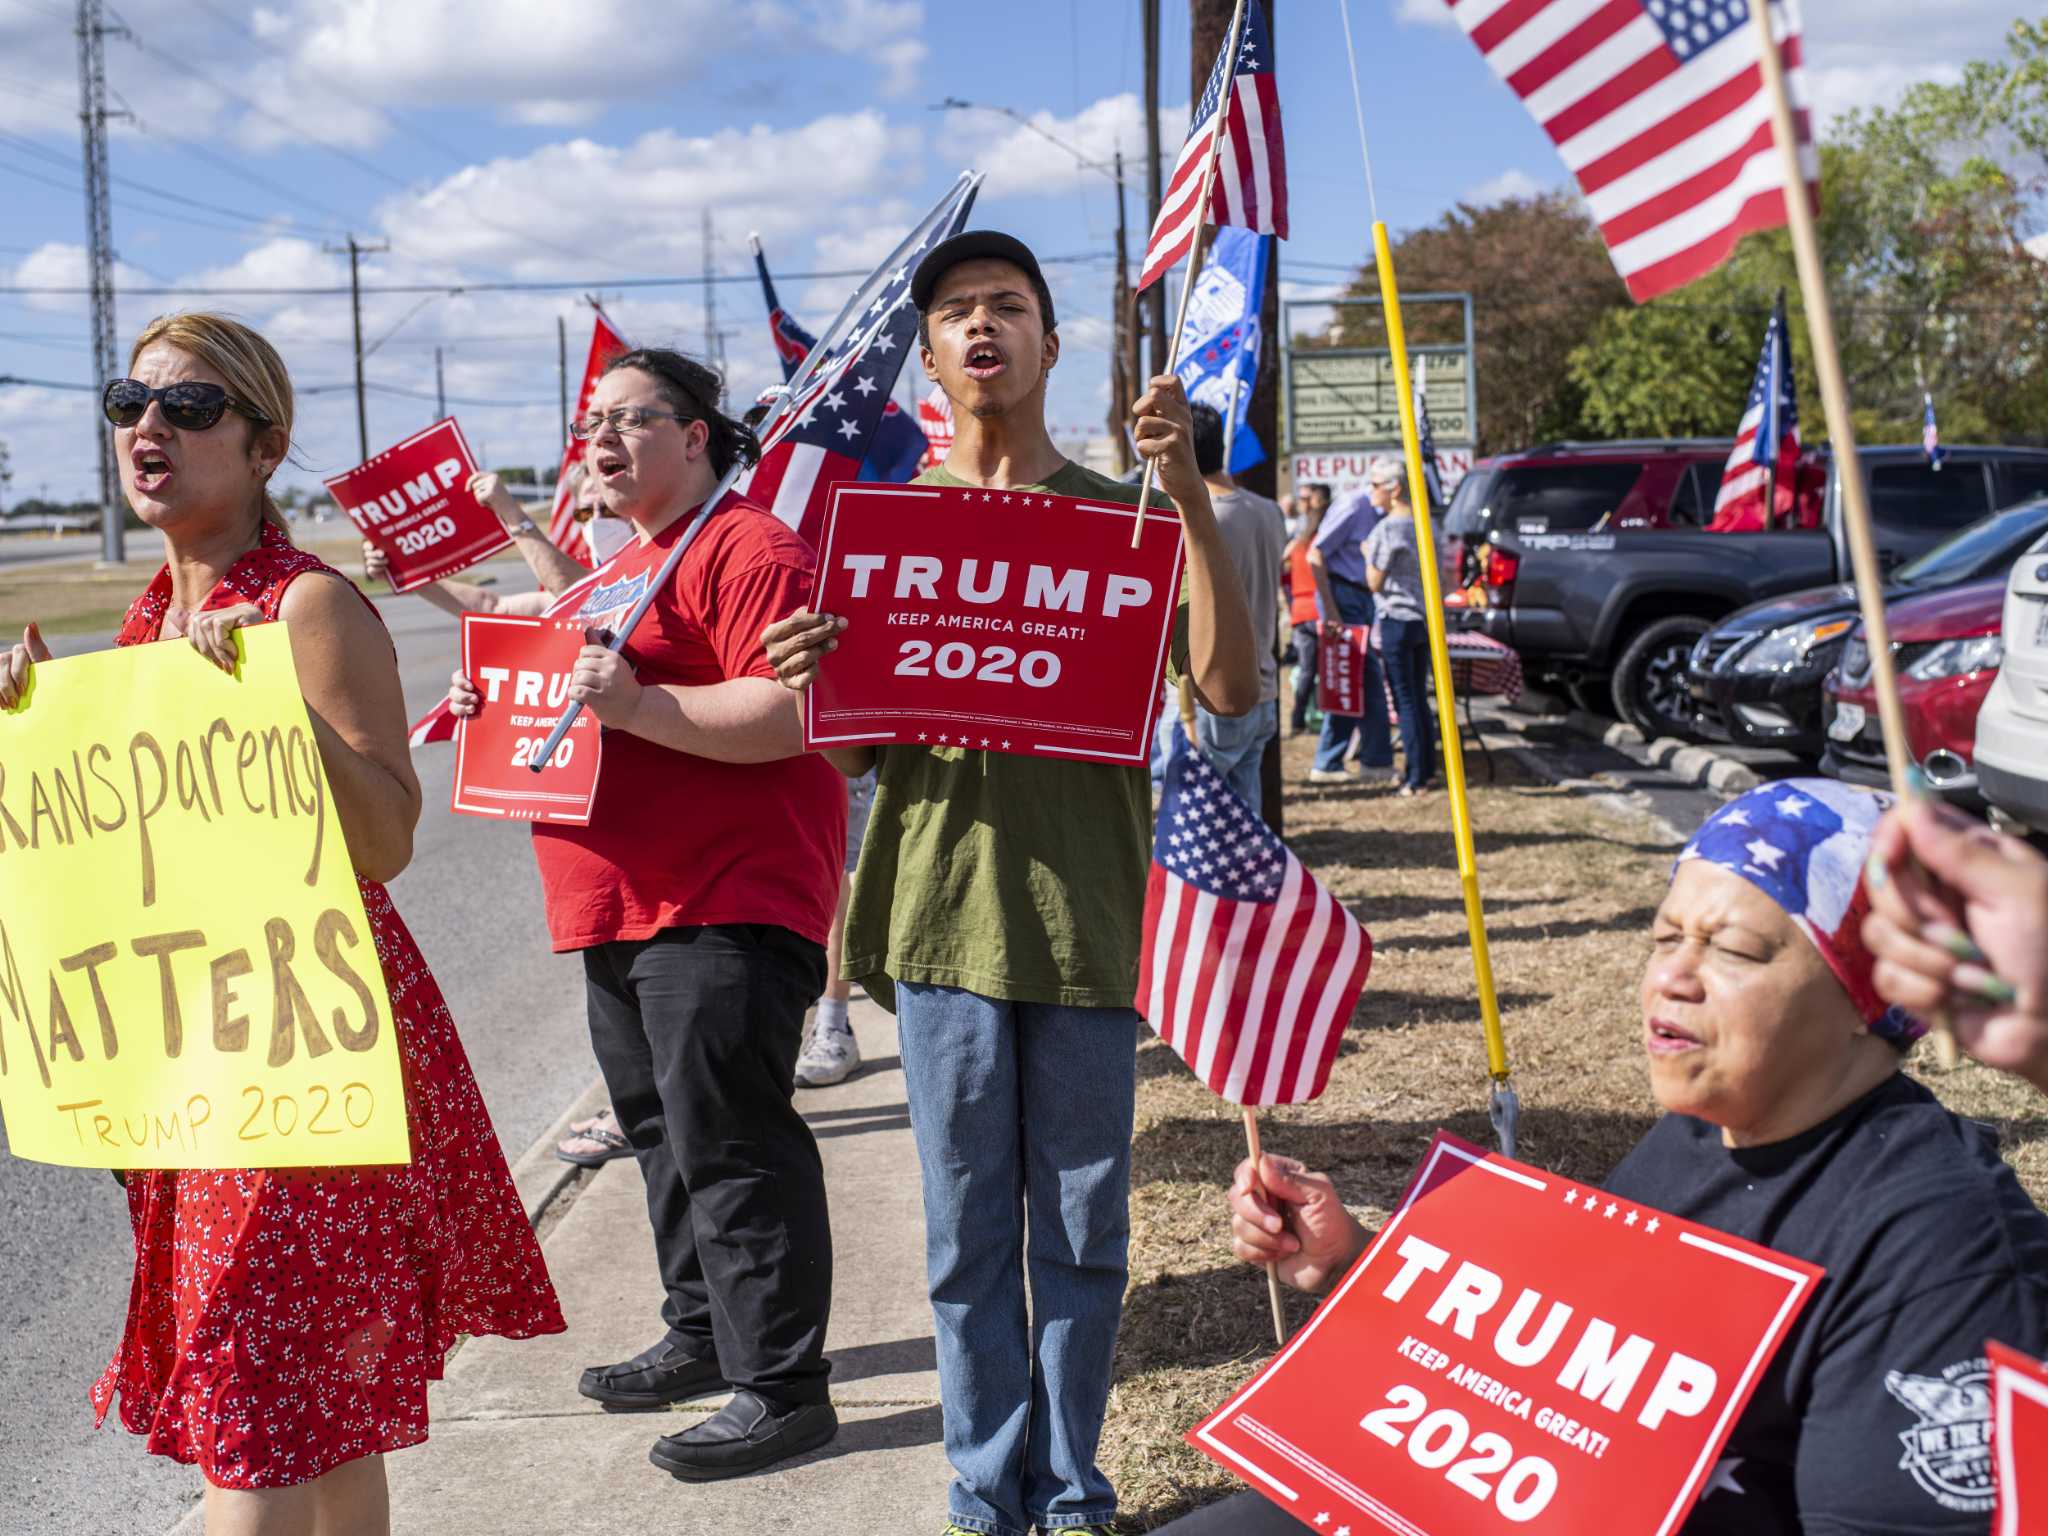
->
xmin=1105 ymin=732 xmax=2048 ymax=1529
xmin=0 ymin=527 xmax=370 ymax=637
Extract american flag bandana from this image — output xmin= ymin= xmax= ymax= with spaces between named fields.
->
xmin=1138 ymin=746 xmax=1373 ymax=1106
xmin=1676 ymin=778 xmax=1924 ymax=1043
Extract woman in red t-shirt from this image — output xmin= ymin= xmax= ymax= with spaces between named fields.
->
xmin=445 ymin=349 xmax=846 ymax=1482
xmin=1286 ymin=492 xmax=1327 ymax=733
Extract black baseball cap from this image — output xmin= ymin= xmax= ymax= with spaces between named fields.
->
xmin=910 ymin=231 xmax=1056 ymax=332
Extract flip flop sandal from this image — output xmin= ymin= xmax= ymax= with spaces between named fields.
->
xmin=556 ymin=1122 xmax=632 ymax=1168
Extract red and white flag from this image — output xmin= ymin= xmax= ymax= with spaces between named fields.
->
xmin=917 ymin=384 xmax=954 ymax=465
xmin=1444 ymin=0 xmax=1818 ymax=302
xmin=408 ymin=698 xmax=457 ymax=747
xmin=544 ymin=309 xmax=631 ymax=562
xmin=1137 ymin=748 xmax=1372 ymax=1107
xmin=1138 ymin=0 xmax=1288 ymax=293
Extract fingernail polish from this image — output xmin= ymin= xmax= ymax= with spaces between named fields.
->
xmin=1955 ymin=964 xmax=2018 ymax=1005
xmin=1927 ymin=924 xmax=1987 ymax=965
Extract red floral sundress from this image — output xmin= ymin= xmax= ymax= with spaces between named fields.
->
xmin=90 ymin=524 xmax=565 ymax=1488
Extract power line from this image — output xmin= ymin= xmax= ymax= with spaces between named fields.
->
xmin=0 ymin=128 xmax=343 ymax=238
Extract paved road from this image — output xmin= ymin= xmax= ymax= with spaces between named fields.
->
xmin=0 ymin=564 xmax=593 ymax=1535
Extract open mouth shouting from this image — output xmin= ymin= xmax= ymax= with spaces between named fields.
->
xmin=963 ymin=341 xmax=1007 ymax=383
xmin=132 ymin=444 xmax=174 ymax=496
xmin=1645 ymin=1018 xmax=1702 ymax=1057
xmin=595 ymin=450 xmax=631 ymax=483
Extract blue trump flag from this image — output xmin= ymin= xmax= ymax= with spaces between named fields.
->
xmin=1174 ymin=227 xmax=1269 ymax=475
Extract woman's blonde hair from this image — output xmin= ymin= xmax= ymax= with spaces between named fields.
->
xmin=128 ymin=312 xmax=294 ymax=530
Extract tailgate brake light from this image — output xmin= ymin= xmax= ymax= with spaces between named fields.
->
xmin=1485 ymin=548 xmax=1519 ymax=590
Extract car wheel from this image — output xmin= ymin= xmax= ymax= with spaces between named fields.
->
xmin=1611 ymin=617 xmax=1714 ymax=741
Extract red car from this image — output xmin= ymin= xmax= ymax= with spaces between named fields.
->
xmin=1819 ymin=576 xmax=2007 ymax=803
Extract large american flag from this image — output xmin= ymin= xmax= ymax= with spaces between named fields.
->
xmin=1445 ymin=0 xmax=1817 ymax=303
xmin=544 ymin=308 xmax=632 ymax=560
xmin=1137 ymin=0 xmax=1288 ymax=293
xmin=742 ymin=174 xmax=980 ymax=549
xmin=1138 ymin=749 xmax=1373 ymax=1107
xmin=1714 ymin=290 xmax=1798 ymax=521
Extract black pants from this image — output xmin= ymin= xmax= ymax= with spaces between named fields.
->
xmin=582 ymin=922 xmax=832 ymax=1406
xmin=1157 ymin=1493 xmax=1309 ymax=1532
xmin=1289 ymin=621 xmax=1320 ymax=730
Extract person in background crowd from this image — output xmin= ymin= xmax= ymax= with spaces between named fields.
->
xmin=762 ymin=229 xmax=1258 ymax=1536
xmin=1361 ymin=458 xmax=1436 ymax=798
xmin=1285 ymin=485 xmax=1326 ymax=735
xmin=1187 ymin=401 xmax=1286 ymax=818
xmin=1306 ymin=469 xmax=1393 ymax=785
xmin=1864 ymin=795 xmax=2048 ymax=1096
xmin=1169 ymin=778 xmax=2048 ymax=1535
xmin=443 ymin=348 xmax=845 ymax=1481
xmin=359 ymin=467 xmax=640 ymax=1169
xmin=0 ymin=311 xmax=564 ymax=1535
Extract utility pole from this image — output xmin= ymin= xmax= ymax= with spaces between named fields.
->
xmin=324 ymin=234 xmax=388 ymax=463
xmin=77 ymin=0 xmax=129 ymax=563
xmin=1110 ymin=146 xmax=1136 ymax=473
xmin=1188 ymin=0 xmax=1281 ymax=500
xmin=702 ymin=208 xmax=718 ymax=381
xmin=1142 ymin=0 xmax=1168 ymax=381
xmin=434 ymin=346 xmax=446 ymax=420
xmin=556 ymin=316 xmax=569 ymax=446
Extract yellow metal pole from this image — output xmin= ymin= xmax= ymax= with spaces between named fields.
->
xmin=1371 ymin=221 xmax=1510 ymax=1085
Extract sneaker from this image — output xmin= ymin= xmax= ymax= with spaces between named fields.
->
xmin=794 ymin=1016 xmax=861 ymax=1088
xmin=1306 ymin=767 xmax=1355 ymax=785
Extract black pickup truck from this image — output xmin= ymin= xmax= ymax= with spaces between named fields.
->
xmin=1455 ymin=445 xmax=2048 ymax=739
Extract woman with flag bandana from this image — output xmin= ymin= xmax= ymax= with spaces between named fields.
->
xmin=763 ymin=230 xmax=1259 ymax=1536
xmin=443 ymin=348 xmax=847 ymax=1482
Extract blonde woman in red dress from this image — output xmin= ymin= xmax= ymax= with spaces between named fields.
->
xmin=0 ymin=312 xmax=564 ymax=1535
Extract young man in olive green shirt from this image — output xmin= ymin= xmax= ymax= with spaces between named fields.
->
xmin=763 ymin=231 xmax=1257 ymax=1536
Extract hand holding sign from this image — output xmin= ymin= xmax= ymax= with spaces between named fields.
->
xmin=451 ymin=616 xmax=603 ymax=825
xmin=325 ymin=419 xmax=505 ymax=592
xmin=0 ymin=621 xmax=51 ymax=708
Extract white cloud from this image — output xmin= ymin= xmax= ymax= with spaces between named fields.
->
xmin=10 ymin=245 xmax=160 ymax=316
xmin=2026 ymin=232 xmax=2048 ymax=263
xmin=1465 ymin=168 xmax=1545 ymax=204
xmin=1805 ymin=61 xmax=1966 ymax=130
xmin=1394 ymin=0 xmax=1458 ymax=28
xmin=942 ymin=93 xmax=1187 ymax=198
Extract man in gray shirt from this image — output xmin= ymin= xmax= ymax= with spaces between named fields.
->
xmin=1187 ymin=403 xmax=1286 ymax=818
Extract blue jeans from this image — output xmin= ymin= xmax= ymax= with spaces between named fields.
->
xmin=1196 ymin=701 xmax=1279 ymax=818
xmin=1380 ymin=616 xmax=1436 ymax=789
xmin=1313 ymin=579 xmax=1392 ymax=772
xmin=897 ymin=984 xmax=1138 ymax=1536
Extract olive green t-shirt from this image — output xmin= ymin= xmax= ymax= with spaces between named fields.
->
xmin=843 ymin=460 xmax=1190 ymax=1011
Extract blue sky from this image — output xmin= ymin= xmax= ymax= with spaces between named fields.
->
xmin=0 ymin=0 xmax=2026 ymax=504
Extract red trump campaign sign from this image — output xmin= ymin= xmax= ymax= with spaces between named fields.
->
xmin=1992 ymin=1340 xmax=2048 ymax=1535
xmin=325 ymin=418 xmax=500 ymax=592
xmin=1191 ymin=1132 xmax=1822 ymax=1536
xmin=451 ymin=615 xmax=602 ymax=825
xmin=803 ymin=483 xmax=1184 ymax=765
xmin=1317 ymin=625 xmax=1370 ymax=718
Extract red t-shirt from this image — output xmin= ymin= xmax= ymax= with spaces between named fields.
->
xmin=530 ymin=494 xmax=846 ymax=952
xmin=1288 ymin=542 xmax=1318 ymax=627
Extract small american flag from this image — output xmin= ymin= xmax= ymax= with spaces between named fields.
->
xmin=1137 ymin=0 xmax=1288 ymax=293
xmin=1715 ymin=291 xmax=1799 ymax=521
xmin=545 ymin=308 xmax=632 ymax=561
xmin=408 ymin=698 xmax=457 ymax=747
xmin=743 ymin=175 xmax=980 ymax=548
xmin=1922 ymin=391 xmax=1945 ymax=471
xmin=1137 ymin=748 xmax=1373 ymax=1107
xmin=751 ymin=233 xmax=816 ymax=382
xmin=1414 ymin=356 xmax=1444 ymax=511
xmin=1446 ymin=0 xmax=1817 ymax=303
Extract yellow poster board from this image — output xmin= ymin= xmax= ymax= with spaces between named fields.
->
xmin=0 ymin=624 xmax=409 ymax=1168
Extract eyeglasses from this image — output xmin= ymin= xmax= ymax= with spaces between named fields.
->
xmin=103 ymin=378 xmax=270 ymax=432
xmin=569 ymin=406 xmax=691 ymax=441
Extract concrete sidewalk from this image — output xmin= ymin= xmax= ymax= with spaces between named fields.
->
xmin=172 ymin=997 xmax=950 ymax=1533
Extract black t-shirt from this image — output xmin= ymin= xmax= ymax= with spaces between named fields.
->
xmin=1604 ymin=1072 xmax=2048 ymax=1535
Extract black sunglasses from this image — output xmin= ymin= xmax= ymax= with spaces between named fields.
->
xmin=103 ymin=378 xmax=270 ymax=432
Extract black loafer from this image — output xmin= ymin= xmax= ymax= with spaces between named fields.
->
xmin=578 ymin=1338 xmax=728 ymax=1410
xmin=649 ymin=1389 xmax=837 ymax=1481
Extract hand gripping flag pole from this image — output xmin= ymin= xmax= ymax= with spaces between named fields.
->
xmin=1338 ymin=0 xmax=1517 ymax=1154
xmin=1750 ymin=0 xmax=1958 ymax=1067
xmin=529 ymin=173 xmax=983 ymax=773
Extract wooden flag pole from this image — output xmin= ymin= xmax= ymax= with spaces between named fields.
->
xmin=1751 ymin=0 xmax=1958 ymax=1066
xmin=1240 ymin=1106 xmax=1289 ymax=1347
xmin=1371 ymin=223 xmax=1515 ymax=1113
xmin=1129 ymin=0 xmax=1249 ymax=551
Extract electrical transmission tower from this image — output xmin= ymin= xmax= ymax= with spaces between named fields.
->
xmin=76 ymin=0 xmax=128 ymax=563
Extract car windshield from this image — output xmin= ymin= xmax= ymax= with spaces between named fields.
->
xmin=1893 ymin=498 xmax=2048 ymax=587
